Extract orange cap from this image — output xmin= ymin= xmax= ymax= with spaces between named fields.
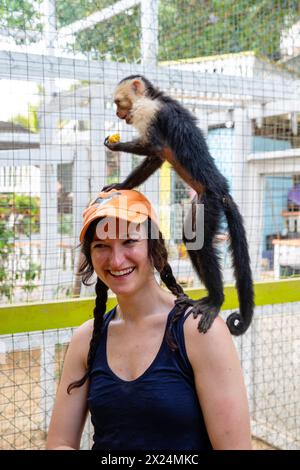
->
xmin=79 ymin=189 xmax=158 ymax=242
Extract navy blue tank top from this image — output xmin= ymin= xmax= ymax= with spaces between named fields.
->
xmin=87 ymin=305 xmax=212 ymax=451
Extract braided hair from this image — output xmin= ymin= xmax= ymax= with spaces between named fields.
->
xmin=68 ymin=218 xmax=189 ymax=393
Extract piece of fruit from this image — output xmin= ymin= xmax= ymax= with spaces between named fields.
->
xmin=108 ymin=133 xmax=120 ymax=144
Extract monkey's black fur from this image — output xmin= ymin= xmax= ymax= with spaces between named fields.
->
xmin=104 ymin=75 xmax=254 ymax=335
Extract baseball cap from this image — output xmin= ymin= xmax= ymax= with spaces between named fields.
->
xmin=79 ymin=189 xmax=158 ymax=242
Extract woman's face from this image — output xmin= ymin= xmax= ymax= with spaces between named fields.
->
xmin=90 ymin=218 xmax=154 ymax=296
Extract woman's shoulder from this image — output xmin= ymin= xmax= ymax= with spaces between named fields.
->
xmin=68 ymin=319 xmax=94 ymax=369
xmin=70 ymin=309 xmax=115 ymax=368
xmin=183 ymin=313 xmax=235 ymax=370
xmin=73 ymin=307 xmax=116 ymax=341
xmin=183 ymin=312 xmax=230 ymax=342
xmin=73 ymin=318 xmax=94 ymax=342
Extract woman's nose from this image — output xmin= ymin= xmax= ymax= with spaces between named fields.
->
xmin=109 ymin=247 xmax=126 ymax=269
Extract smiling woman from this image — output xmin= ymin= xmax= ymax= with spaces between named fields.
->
xmin=46 ymin=189 xmax=252 ymax=451
xmin=90 ymin=218 xmax=154 ymax=297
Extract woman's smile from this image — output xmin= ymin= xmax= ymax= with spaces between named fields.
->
xmin=108 ymin=267 xmax=136 ymax=278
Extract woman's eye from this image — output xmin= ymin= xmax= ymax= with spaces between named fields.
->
xmin=93 ymin=243 xmax=107 ymax=249
xmin=124 ymin=239 xmax=138 ymax=245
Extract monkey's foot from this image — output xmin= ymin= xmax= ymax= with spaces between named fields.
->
xmin=189 ymin=297 xmax=221 ymax=334
xmin=174 ymin=294 xmax=195 ymax=310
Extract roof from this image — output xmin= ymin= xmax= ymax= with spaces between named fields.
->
xmin=160 ymin=51 xmax=257 ymax=66
xmin=0 ymin=121 xmax=33 ymax=134
xmin=160 ymin=50 xmax=300 ymax=78
xmin=0 ymin=121 xmax=39 ymax=150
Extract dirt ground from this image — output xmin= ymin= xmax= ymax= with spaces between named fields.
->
xmin=252 ymin=438 xmax=276 ymax=450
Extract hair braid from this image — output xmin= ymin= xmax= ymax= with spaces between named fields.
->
xmin=87 ymin=277 xmax=108 ymax=368
xmin=160 ymin=262 xmax=186 ymax=298
xmin=155 ymin=230 xmax=189 ymax=303
xmin=67 ymin=277 xmax=108 ymax=394
xmin=150 ymin=229 xmax=191 ymax=351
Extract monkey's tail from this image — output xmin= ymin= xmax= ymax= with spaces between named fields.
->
xmin=222 ymin=194 xmax=254 ymax=335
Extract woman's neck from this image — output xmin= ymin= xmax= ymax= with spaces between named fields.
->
xmin=115 ymin=278 xmax=176 ymax=325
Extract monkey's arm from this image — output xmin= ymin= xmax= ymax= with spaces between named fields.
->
xmin=102 ymin=156 xmax=163 ymax=191
xmin=104 ymin=137 xmax=162 ymax=157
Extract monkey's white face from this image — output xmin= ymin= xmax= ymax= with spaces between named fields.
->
xmin=114 ymin=80 xmax=141 ymax=124
xmin=113 ymin=79 xmax=161 ymax=136
xmin=114 ymin=96 xmax=133 ymax=123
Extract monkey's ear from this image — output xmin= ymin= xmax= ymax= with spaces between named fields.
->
xmin=131 ymin=79 xmax=145 ymax=95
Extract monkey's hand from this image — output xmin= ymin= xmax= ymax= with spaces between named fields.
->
xmin=101 ymin=182 xmax=124 ymax=192
xmin=190 ymin=297 xmax=221 ymax=334
xmin=175 ymin=296 xmax=221 ymax=334
xmin=104 ymin=136 xmax=121 ymax=151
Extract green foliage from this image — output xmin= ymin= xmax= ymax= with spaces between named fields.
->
xmin=55 ymin=0 xmax=300 ymax=62
xmin=158 ymin=0 xmax=300 ymax=61
xmin=57 ymin=0 xmax=140 ymax=62
xmin=22 ymin=261 xmax=41 ymax=293
xmin=0 ymin=0 xmax=43 ymax=44
xmin=0 ymin=219 xmax=41 ymax=301
xmin=0 ymin=194 xmax=41 ymax=300
xmin=0 ymin=194 xmax=40 ymax=236
xmin=58 ymin=213 xmax=73 ymax=236
xmin=10 ymin=104 xmax=39 ymax=133
xmin=2 ymin=1 xmax=300 ymax=61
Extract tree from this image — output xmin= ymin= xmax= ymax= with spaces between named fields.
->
xmin=0 ymin=194 xmax=41 ymax=301
xmin=56 ymin=0 xmax=141 ymax=62
xmin=2 ymin=1 xmax=300 ymax=61
xmin=55 ymin=0 xmax=300 ymax=62
xmin=0 ymin=0 xmax=43 ymax=44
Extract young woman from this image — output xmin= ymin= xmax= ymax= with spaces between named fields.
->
xmin=46 ymin=189 xmax=252 ymax=450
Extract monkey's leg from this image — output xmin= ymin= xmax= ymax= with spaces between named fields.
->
xmin=183 ymin=195 xmax=224 ymax=333
xmin=102 ymin=156 xmax=163 ymax=191
xmin=186 ymin=244 xmax=224 ymax=333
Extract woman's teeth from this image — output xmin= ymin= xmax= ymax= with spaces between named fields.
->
xmin=109 ymin=267 xmax=135 ymax=277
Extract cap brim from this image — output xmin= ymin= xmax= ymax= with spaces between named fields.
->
xmin=79 ymin=207 xmax=148 ymax=242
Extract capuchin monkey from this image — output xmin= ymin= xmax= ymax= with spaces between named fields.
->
xmin=103 ymin=75 xmax=254 ymax=335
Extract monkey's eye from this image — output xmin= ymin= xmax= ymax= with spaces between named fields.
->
xmin=115 ymin=99 xmax=131 ymax=110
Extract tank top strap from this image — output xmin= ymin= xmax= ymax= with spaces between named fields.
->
xmin=103 ymin=306 xmax=117 ymax=328
xmin=169 ymin=306 xmax=195 ymax=376
xmin=90 ymin=307 xmax=117 ymax=368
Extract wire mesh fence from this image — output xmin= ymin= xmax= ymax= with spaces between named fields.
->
xmin=0 ymin=305 xmax=299 ymax=450
xmin=0 ymin=327 xmax=93 ymax=449
xmin=0 ymin=0 xmax=300 ymax=450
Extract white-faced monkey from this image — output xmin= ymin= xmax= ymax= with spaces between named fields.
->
xmin=103 ymin=75 xmax=254 ymax=335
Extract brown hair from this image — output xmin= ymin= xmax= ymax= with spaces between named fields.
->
xmin=67 ymin=218 xmax=188 ymax=393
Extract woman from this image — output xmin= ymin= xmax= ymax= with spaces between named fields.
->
xmin=46 ymin=189 xmax=252 ymax=450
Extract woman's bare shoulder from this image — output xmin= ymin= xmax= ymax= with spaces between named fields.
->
xmin=183 ymin=312 xmax=236 ymax=369
xmin=184 ymin=312 xmax=230 ymax=342
xmin=69 ymin=319 xmax=94 ymax=369
xmin=72 ymin=318 xmax=94 ymax=342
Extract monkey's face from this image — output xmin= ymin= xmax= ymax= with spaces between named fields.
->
xmin=114 ymin=95 xmax=133 ymax=124
xmin=114 ymin=79 xmax=146 ymax=125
